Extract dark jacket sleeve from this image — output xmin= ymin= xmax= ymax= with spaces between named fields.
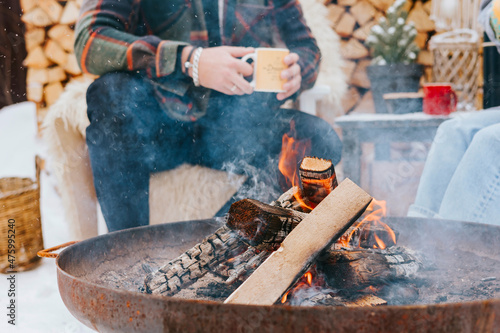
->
xmin=74 ymin=0 xmax=188 ymax=77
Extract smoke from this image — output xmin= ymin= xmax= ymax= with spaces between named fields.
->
xmin=288 ymin=286 xmax=340 ymax=307
xmin=221 ymin=157 xmax=282 ymax=205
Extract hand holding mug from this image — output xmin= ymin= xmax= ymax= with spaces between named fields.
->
xmin=185 ymin=46 xmax=255 ymax=95
xmin=241 ymin=48 xmax=301 ymax=100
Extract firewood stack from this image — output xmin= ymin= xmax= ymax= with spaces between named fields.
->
xmin=20 ymin=0 xmax=96 ymax=133
xmin=324 ymin=0 xmax=436 ymax=113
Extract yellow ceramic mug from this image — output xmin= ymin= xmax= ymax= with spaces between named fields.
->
xmin=241 ymin=48 xmax=290 ymax=92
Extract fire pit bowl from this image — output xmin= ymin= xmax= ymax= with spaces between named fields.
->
xmin=50 ymin=217 xmax=500 ymax=332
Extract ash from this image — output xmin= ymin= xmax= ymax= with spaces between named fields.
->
xmin=411 ymin=247 xmax=500 ymax=304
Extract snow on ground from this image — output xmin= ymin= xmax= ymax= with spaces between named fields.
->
xmin=0 ymin=102 xmax=93 ymax=333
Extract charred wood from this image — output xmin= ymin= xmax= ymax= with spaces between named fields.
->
xmin=144 ymin=225 xmax=247 ymax=295
xmin=226 ymin=198 xmax=307 ymax=248
xmin=317 ymin=246 xmax=422 ymax=290
xmin=271 ymin=186 xmax=303 ymax=211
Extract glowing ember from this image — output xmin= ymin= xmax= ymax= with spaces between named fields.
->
xmin=305 ymin=271 xmax=313 ymax=285
xmin=281 ymin=290 xmax=289 ymax=304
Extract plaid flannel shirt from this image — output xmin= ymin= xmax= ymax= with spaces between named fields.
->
xmin=75 ymin=0 xmax=321 ymax=121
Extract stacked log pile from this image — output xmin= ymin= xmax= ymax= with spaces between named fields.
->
xmin=324 ymin=0 xmax=436 ymax=113
xmin=20 ymin=0 xmax=96 ymax=132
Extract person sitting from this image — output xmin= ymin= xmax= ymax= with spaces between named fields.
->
xmin=74 ymin=0 xmax=342 ymax=232
xmin=407 ymin=0 xmax=500 ymax=225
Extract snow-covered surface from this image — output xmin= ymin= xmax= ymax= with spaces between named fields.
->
xmin=335 ymin=111 xmax=452 ymax=122
xmin=0 ymin=102 xmax=94 ymax=333
xmin=335 ymin=110 xmax=479 ymax=123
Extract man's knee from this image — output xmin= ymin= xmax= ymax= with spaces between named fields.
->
xmin=86 ymin=71 xmax=150 ymax=121
xmin=85 ymin=72 xmax=157 ymax=148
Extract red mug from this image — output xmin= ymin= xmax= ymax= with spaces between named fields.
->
xmin=423 ymin=83 xmax=458 ymax=115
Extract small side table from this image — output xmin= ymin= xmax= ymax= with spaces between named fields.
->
xmin=335 ymin=112 xmax=450 ymax=185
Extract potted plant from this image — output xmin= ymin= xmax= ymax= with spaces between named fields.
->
xmin=365 ymin=0 xmax=423 ymax=113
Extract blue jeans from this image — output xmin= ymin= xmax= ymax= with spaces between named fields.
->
xmin=408 ymin=109 xmax=500 ymax=225
xmin=86 ymin=72 xmax=342 ymax=231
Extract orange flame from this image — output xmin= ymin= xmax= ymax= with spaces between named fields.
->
xmin=339 ymin=199 xmax=397 ymax=249
xmin=281 ymin=268 xmax=319 ymax=304
xmin=278 ymin=121 xmax=313 ymax=210
xmin=305 ymin=271 xmax=313 ymax=285
xmin=373 ymin=233 xmax=386 ymax=249
xmin=281 ymin=291 xmax=289 ymax=304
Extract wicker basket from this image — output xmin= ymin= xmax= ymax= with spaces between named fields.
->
xmin=429 ymin=29 xmax=481 ymax=111
xmin=0 ymin=156 xmax=44 ymax=273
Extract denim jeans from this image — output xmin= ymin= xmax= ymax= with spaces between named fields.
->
xmin=407 ymin=109 xmax=500 ymax=225
xmin=86 ymin=71 xmax=342 ymax=231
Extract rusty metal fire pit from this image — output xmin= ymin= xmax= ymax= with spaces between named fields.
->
xmin=44 ymin=217 xmax=500 ymax=332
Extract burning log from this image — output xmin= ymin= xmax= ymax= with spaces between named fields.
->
xmin=334 ymin=198 xmax=397 ymax=250
xmin=224 ymin=179 xmax=372 ymax=306
xmin=299 ymin=156 xmax=338 ymax=207
xmin=226 ymin=198 xmax=308 ymax=248
xmin=336 ymin=220 xmax=398 ymax=249
xmin=219 ymin=197 xmax=309 ymax=283
xmin=279 ymin=244 xmax=420 ymax=307
xmin=317 ymin=246 xmax=422 ymax=291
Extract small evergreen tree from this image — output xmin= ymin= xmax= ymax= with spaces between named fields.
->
xmin=365 ymin=0 xmax=420 ymax=65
